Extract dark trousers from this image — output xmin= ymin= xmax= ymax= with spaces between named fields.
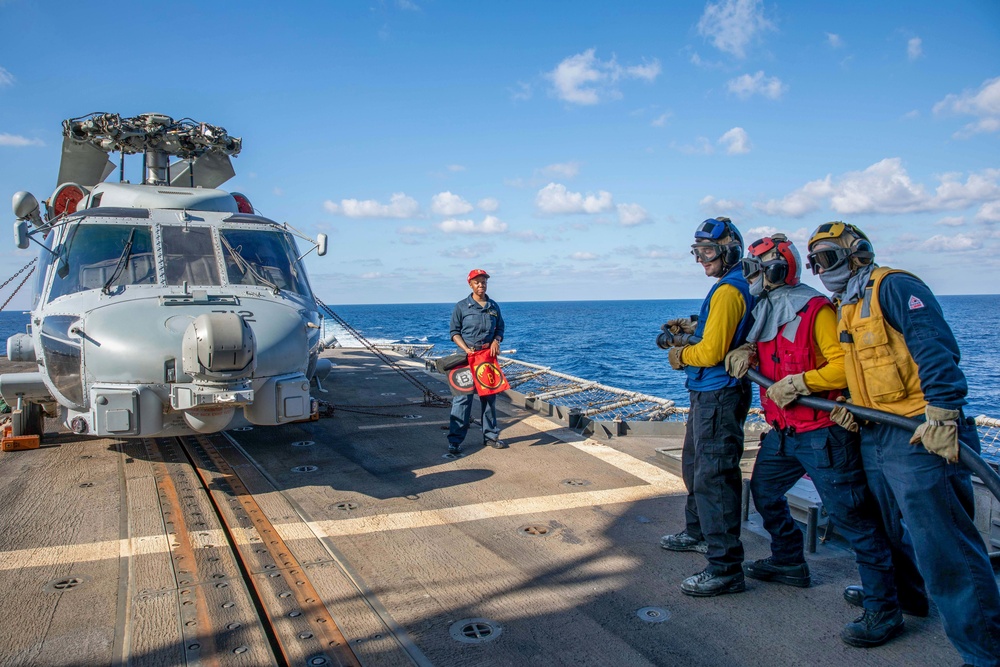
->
xmin=751 ymin=425 xmax=899 ymax=612
xmin=861 ymin=421 xmax=1000 ymax=667
xmin=681 ymin=382 xmax=751 ymax=575
xmin=448 ymin=393 xmax=499 ymax=445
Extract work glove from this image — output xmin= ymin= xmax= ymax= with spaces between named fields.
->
xmin=724 ymin=343 xmax=757 ymax=379
xmin=664 ymin=317 xmax=697 ymax=335
xmin=829 ymin=396 xmax=859 ymax=433
xmin=765 ymin=373 xmax=810 ymax=409
xmin=909 ymin=405 xmax=960 ymax=463
xmin=668 ymin=346 xmax=687 ymax=371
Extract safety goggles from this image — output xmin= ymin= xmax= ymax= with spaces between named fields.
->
xmin=690 ymin=243 xmax=722 ymax=262
xmin=740 ymin=256 xmax=763 ymax=280
xmin=806 ymin=245 xmax=851 ymax=274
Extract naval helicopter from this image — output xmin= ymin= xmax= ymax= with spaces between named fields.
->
xmin=3 ymin=112 xmax=330 ymax=440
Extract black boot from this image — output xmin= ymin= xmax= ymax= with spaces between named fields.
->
xmin=840 ymin=608 xmax=904 ymax=647
xmin=680 ymin=570 xmax=746 ymax=597
xmin=660 ymin=531 xmax=708 ymax=553
xmin=843 ymin=585 xmax=929 ymax=617
xmin=743 ymin=557 xmax=811 ymax=587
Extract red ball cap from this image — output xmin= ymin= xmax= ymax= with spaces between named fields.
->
xmin=468 ymin=268 xmax=490 ymax=282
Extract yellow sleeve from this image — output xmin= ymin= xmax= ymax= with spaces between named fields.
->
xmin=802 ymin=305 xmax=847 ymax=391
xmin=681 ymin=284 xmax=746 ymax=368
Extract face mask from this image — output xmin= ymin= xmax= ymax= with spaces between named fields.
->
xmin=749 ymin=278 xmax=766 ymax=297
xmin=819 ymin=262 xmax=851 ymax=295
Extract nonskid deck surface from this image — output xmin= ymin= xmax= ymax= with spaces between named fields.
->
xmin=0 ymin=350 xmax=978 ymax=666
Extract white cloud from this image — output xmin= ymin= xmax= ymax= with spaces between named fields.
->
xmin=397 ymin=225 xmax=429 ymax=235
xmin=746 ymin=225 xmax=780 ymax=237
xmin=0 ymin=133 xmax=43 ymax=147
xmin=512 ymin=230 xmax=547 ymax=242
xmin=826 ymin=33 xmax=843 ymax=49
xmin=727 ymin=71 xmax=787 ymax=100
xmin=907 ymin=37 xmax=923 ymax=61
xmin=510 ymin=81 xmax=532 ymax=102
xmin=718 ymin=127 xmax=751 ymax=154
xmin=535 ymin=183 xmax=613 ymax=214
xmin=651 ymin=112 xmax=672 ymax=127
xmin=919 ymin=233 xmax=979 ymax=252
xmin=477 ymin=197 xmax=499 ymax=212
xmin=0 ymin=67 xmax=13 ymax=87
xmin=697 ymin=0 xmax=775 ymax=59
xmin=438 ymin=215 xmax=508 ymax=234
xmin=933 ymin=76 xmax=1000 ymax=139
xmin=756 ymin=159 xmax=1000 ymax=218
xmin=447 ymin=164 xmax=466 ymax=172
xmin=617 ymin=203 xmax=651 ymax=226
xmin=936 ymin=216 xmax=965 ymax=227
xmin=360 ymin=272 xmax=384 ymax=279
xmin=700 ymin=195 xmax=745 ymax=213
xmin=324 ymin=192 xmax=419 ymax=218
xmin=541 ymin=162 xmax=581 ymax=179
xmin=976 ymin=201 xmax=1000 ymax=224
xmin=443 ymin=246 xmax=488 ymax=259
xmin=570 ymin=252 xmax=598 ymax=260
xmin=672 ymin=137 xmax=714 ymax=155
xmin=756 ymin=176 xmax=834 ymax=217
xmin=431 ymin=191 xmax=474 ymax=216
xmin=546 ymin=48 xmax=661 ymax=105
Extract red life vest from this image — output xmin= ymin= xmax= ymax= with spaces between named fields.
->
xmin=758 ymin=295 xmax=841 ymax=433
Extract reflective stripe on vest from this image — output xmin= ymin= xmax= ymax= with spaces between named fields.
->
xmin=838 ymin=267 xmax=926 ymax=417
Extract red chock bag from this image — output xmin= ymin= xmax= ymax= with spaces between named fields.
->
xmin=467 ymin=349 xmax=510 ymax=397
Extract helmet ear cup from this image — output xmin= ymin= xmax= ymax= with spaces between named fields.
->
xmin=852 ymin=238 xmax=874 ymax=265
xmin=722 ymin=243 xmax=742 ymax=267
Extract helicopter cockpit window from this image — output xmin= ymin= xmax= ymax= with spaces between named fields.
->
xmin=219 ymin=229 xmax=313 ymax=297
xmin=162 ymin=226 xmax=222 ymax=286
xmin=47 ymin=224 xmax=155 ymax=301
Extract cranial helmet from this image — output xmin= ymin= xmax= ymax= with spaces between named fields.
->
xmin=691 ymin=216 xmax=744 ymax=268
xmin=742 ymin=233 xmax=801 ymax=287
xmin=806 ymin=221 xmax=874 ymax=274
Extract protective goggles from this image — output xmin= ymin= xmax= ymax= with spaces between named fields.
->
xmin=740 ymin=256 xmax=763 ymax=280
xmin=806 ymin=245 xmax=851 ymax=274
xmin=691 ymin=243 xmax=723 ymax=262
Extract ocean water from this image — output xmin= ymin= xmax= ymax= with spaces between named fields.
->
xmin=1 ymin=295 xmax=998 ymax=417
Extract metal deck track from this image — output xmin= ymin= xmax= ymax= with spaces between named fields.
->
xmin=127 ymin=434 xmax=371 ymax=666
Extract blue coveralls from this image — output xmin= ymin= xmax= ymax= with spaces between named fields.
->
xmin=857 ymin=273 xmax=1000 ymax=666
xmin=681 ymin=266 xmax=754 ymax=576
xmin=751 ymin=424 xmax=900 ymax=612
xmin=447 ymin=295 xmax=505 ymax=446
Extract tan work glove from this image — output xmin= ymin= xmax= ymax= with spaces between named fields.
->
xmin=909 ymin=405 xmax=960 ymax=463
xmin=668 ymin=346 xmax=687 ymax=370
xmin=829 ymin=396 xmax=859 ymax=433
xmin=665 ymin=317 xmax=697 ymax=335
xmin=766 ymin=373 xmax=810 ymax=408
xmin=724 ymin=343 xmax=757 ymax=379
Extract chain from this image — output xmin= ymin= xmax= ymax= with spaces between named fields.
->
xmin=315 ymin=298 xmax=451 ymax=408
xmin=0 ymin=261 xmax=37 ymax=313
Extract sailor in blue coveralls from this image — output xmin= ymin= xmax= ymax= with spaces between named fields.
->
xmin=808 ymin=221 xmax=1000 ymax=667
xmin=660 ymin=217 xmax=755 ymax=597
xmin=447 ymin=268 xmax=506 ymax=454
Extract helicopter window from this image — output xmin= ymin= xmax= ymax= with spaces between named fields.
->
xmin=162 ymin=226 xmax=222 ymax=286
xmin=47 ymin=224 xmax=155 ymax=301
xmin=219 ymin=229 xmax=312 ymax=297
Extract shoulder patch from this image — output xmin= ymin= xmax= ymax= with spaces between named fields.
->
xmin=907 ymin=295 xmax=925 ymax=310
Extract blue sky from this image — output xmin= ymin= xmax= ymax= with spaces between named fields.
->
xmin=1 ymin=0 xmax=999 ymax=306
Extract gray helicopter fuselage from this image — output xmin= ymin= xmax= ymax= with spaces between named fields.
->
xmin=5 ymin=188 xmax=323 ymax=437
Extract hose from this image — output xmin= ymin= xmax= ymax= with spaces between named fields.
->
xmin=745 ymin=368 xmax=1000 ymax=503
